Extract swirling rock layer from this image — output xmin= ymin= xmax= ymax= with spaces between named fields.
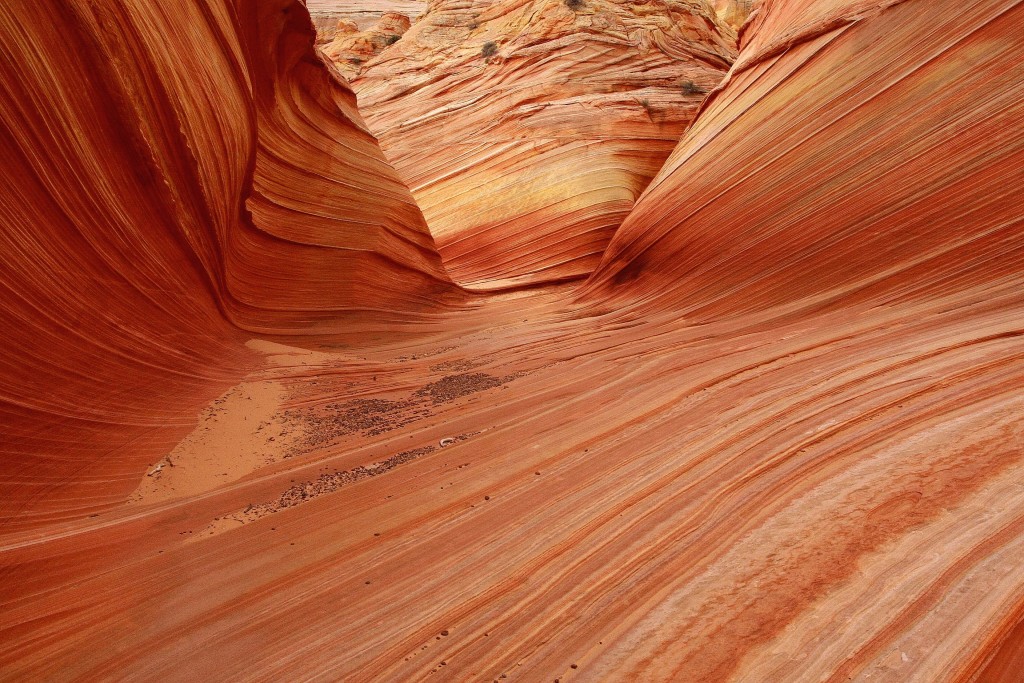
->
xmin=0 ymin=0 xmax=453 ymax=529
xmin=2 ymin=0 xmax=1024 ymax=681
xmin=353 ymin=0 xmax=736 ymax=288
xmin=586 ymin=0 xmax=1024 ymax=319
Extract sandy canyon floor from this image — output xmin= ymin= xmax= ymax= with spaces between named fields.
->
xmin=3 ymin=280 xmax=1023 ymax=681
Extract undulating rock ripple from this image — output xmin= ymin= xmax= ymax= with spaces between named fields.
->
xmin=1 ymin=0 xmax=1022 ymax=681
xmin=352 ymin=0 xmax=736 ymax=287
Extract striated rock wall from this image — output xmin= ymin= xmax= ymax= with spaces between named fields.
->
xmin=0 ymin=0 xmax=455 ymax=529
xmin=585 ymin=0 xmax=1024 ymax=319
xmin=353 ymin=0 xmax=736 ymax=288
xmin=3 ymin=0 xmax=1024 ymax=680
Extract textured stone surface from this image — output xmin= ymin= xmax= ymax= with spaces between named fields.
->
xmin=322 ymin=11 xmax=412 ymax=78
xmin=586 ymin=0 xmax=1024 ymax=322
xmin=0 ymin=0 xmax=455 ymax=529
xmin=2 ymin=0 xmax=1023 ymax=681
xmin=308 ymin=0 xmax=426 ymax=36
xmin=715 ymin=0 xmax=757 ymax=28
xmin=353 ymin=0 xmax=736 ymax=288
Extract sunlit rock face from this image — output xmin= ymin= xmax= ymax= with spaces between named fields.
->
xmin=0 ymin=0 xmax=456 ymax=529
xmin=352 ymin=0 xmax=736 ymax=289
xmin=322 ymin=11 xmax=413 ymax=78
xmin=714 ymin=0 xmax=757 ymax=28
xmin=586 ymin=0 xmax=1024 ymax=320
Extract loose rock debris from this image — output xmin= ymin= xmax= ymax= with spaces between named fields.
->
xmin=285 ymin=371 xmax=523 ymax=453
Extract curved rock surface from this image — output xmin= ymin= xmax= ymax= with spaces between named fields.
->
xmin=0 ymin=0 xmax=455 ymax=530
xmin=586 ymin=0 xmax=1024 ymax=320
xmin=2 ymin=0 xmax=1024 ymax=681
xmin=353 ymin=0 xmax=736 ymax=288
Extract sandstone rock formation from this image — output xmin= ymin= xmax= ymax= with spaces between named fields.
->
xmin=311 ymin=16 xmax=359 ymax=44
xmin=714 ymin=0 xmax=757 ymax=28
xmin=352 ymin=0 xmax=736 ymax=288
xmin=307 ymin=0 xmax=426 ymax=36
xmin=586 ymin=0 xmax=1024 ymax=321
xmin=2 ymin=0 xmax=1024 ymax=681
xmin=0 ymin=0 xmax=455 ymax=529
xmin=322 ymin=11 xmax=412 ymax=79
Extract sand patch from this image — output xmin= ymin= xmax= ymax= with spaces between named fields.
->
xmin=128 ymin=380 xmax=299 ymax=505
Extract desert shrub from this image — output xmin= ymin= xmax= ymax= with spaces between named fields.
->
xmin=481 ymin=41 xmax=498 ymax=58
xmin=565 ymin=0 xmax=585 ymax=10
xmin=384 ymin=33 xmax=401 ymax=45
xmin=682 ymin=80 xmax=707 ymax=96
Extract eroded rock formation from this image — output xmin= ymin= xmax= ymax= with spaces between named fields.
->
xmin=2 ymin=0 xmax=1024 ymax=681
xmin=322 ymin=11 xmax=412 ymax=78
xmin=352 ymin=0 xmax=736 ymax=288
xmin=586 ymin=0 xmax=1024 ymax=320
xmin=307 ymin=0 xmax=426 ymax=37
xmin=714 ymin=0 xmax=757 ymax=28
xmin=0 ymin=0 xmax=455 ymax=528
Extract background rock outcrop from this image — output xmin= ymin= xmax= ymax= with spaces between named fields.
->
xmin=322 ymin=11 xmax=412 ymax=78
xmin=308 ymin=0 xmax=426 ymax=38
xmin=714 ymin=0 xmax=757 ymax=28
xmin=352 ymin=0 xmax=736 ymax=288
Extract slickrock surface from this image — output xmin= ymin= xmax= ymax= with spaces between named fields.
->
xmin=323 ymin=11 xmax=413 ymax=79
xmin=352 ymin=0 xmax=736 ymax=288
xmin=586 ymin=0 xmax=1024 ymax=320
xmin=0 ymin=0 xmax=455 ymax=529
xmin=2 ymin=0 xmax=1024 ymax=681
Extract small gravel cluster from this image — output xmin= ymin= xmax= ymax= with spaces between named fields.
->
xmin=414 ymin=373 xmax=504 ymax=404
xmin=241 ymin=445 xmax=439 ymax=519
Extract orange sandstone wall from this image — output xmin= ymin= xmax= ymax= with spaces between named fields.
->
xmin=353 ymin=0 xmax=736 ymax=289
xmin=585 ymin=0 xmax=1024 ymax=317
xmin=0 ymin=0 xmax=453 ymax=529
xmin=714 ymin=0 xmax=757 ymax=28
xmin=585 ymin=0 xmax=1024 ymax=318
